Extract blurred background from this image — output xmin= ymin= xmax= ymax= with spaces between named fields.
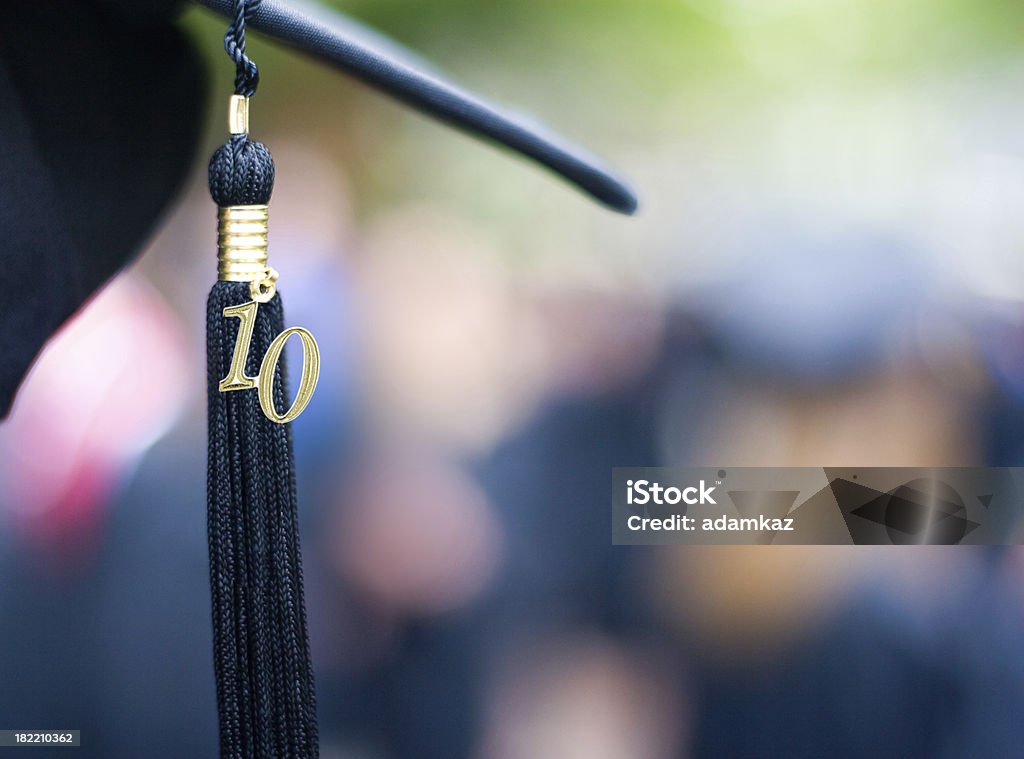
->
xmin=5 ymin=0 xmax=1024 ymax=756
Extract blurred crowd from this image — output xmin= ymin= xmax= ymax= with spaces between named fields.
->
xmin=5 ymin=0 xmax=1024 ymax=756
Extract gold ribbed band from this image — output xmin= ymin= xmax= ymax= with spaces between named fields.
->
xmin=218 ymin=205 xmax=269 ymax=281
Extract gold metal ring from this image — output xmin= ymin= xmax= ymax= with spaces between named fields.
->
xmin=250 ymin=266 xmax=279 ymax=303
xmin=218 ymin=205 xmax=269 ymax=282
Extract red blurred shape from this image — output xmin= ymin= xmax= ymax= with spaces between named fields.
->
xmin=1 ymin=275 xmax=189 ymax=568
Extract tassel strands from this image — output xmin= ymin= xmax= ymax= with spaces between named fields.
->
xmin=207 ymin=281 xmax=318 ymax=759
xmin=206 ymin=133 xmax=319 ymax=759
xmin=206 ymin=3 xmax=319 ymax=756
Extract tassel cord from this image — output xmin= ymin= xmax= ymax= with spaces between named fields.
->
xmin=225 ymin=0 xmax=261 ymax=97
xmin=207 ymin=2 xmax=319 ymax=754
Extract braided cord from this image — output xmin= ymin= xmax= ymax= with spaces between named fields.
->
xmin=225 ymin=0 xmax=262 ymax=96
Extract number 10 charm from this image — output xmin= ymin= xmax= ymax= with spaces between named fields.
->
xmin=219 ymin=301 xmax=321 ymax=424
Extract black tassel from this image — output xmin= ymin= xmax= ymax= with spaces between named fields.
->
xmin=206 ymin=133 xmax=319 ymax=759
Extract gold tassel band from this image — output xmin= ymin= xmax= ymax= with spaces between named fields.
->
xmin=218 ymin=205 xmax=270 ymax=282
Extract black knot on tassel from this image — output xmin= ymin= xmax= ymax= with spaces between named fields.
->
xmin=209 ymin=134 xmax=275 ymax=206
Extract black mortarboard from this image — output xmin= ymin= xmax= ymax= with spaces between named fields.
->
xmin=0 ymin=0 xmax=637 ymax=417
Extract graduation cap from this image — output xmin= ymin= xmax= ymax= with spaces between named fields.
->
xmin=1 ymin=2 xmax=637 ymax=757
xmin=0 ymin=0 xmax=637 ymax=418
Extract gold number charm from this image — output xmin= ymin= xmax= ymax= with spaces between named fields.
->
xmin=258 ymin=327 xmax=320 ymax=424
xmin=219 ymin=301 xmax=320 ymax=424
xmin=220 ymin=302 xmax=260 ymax=392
